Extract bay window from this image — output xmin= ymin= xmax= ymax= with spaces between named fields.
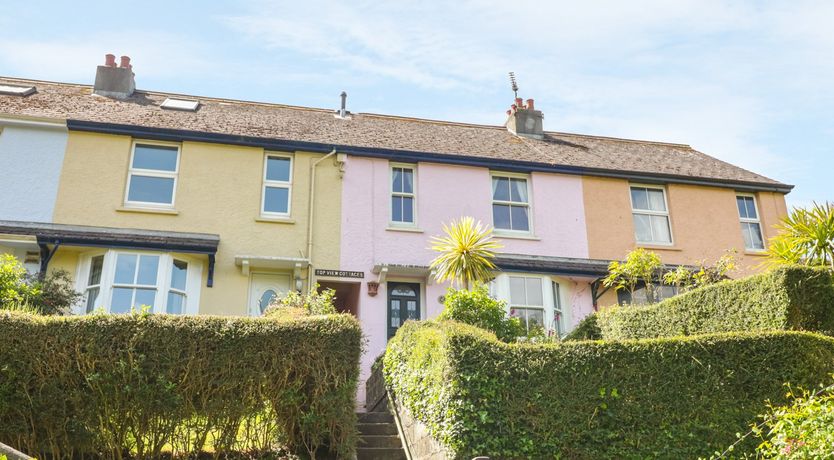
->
xmin=509 ymin=276 xmax=544 ymax=333
xmin=77 ymin=251 xmax=201 ymax=315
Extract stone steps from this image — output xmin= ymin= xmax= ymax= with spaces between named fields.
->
xmin=356 ymin=410 xmax=405 ymax=460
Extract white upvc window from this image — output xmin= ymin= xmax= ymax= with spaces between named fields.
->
xmin=552 ymin=282 xmax=564 ymax=337
xmin=508 ymin=275 xmax=545 ymax=333
xmin=390 ymin=164 xmax=417 ymax=225
xmin=76 ymin=250 xmax=202 ymax=315
xmin=737 ymin=194 xmax=765 ymax=251
xmin=491 ymin=173 xmax=532 ymax=233
xmin=630 ymin=185 xmax=673 ymax=245
xmin=261 ymin=153 xmax=293 ymax=217
xmin=125 ymin=141 xmax=181 ymax=208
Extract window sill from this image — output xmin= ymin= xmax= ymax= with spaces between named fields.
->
xmin=637 ymin=244 xmax=682 ymax=251
xmin=744 ymin=250 xmax=767 ymax=256
xmin=117 ymin=206 xmax=179 ymax=215
xmin=255 ymin=216 xmax=296 ymax=224
xmin=495 ymin=232 xmax=540 ymax=241
xmin=386 ymin=226 xmax=423 ymax=233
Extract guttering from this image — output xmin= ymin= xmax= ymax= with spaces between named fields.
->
xmin=306 ymin=149 xmax=337 ymax=291
xmin=66 ymin=120 xmax=794 ymax=193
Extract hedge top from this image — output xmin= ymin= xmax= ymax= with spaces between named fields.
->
xmin=576 ymin=265 xmax=834 ymax=341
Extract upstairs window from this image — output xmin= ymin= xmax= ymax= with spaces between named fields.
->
xmin=737 ymin=194 xmax=765 ymax=251
xmin=125 ymin=142 xmax=180 ymax=208
xmin=391 ymin=164 xmax=416 ymax=225
xmin=261 ymin=154 xmax=292 ymax=216
xmin=509 ymin=276 xmax=544 ymax=333
xmin=630 ymin=185 xmax=672 ymax=244
xmin=492 ymin=174 xmax=531 ymax=233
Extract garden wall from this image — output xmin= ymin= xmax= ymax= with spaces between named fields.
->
xmin=0 ymin=311 xmax=362 ymax=459
xmin=384 ymin=320 xmax=834 ymax=459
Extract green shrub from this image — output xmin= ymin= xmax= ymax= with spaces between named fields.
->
xmin=750 ymin=380 xmax=834 ymax=459
xmin=383 ymin=320 xmax=834 ymax=459
xmin=596 ymin=266 xmax=834 ymax=340
xmin=563 ymin=313 xmax=602 ymax=341
xmin=265 ymin=285 xmax=337 ymax=316
xmin=0 ymin=311 xmax=362 ymax=459
xmin=0 ymin=255 xmax=81 ymax=315
xmin=437 ymin=285 xmax=523 ymax=342
xmin=0 ymin=254 xmax=38 ymax=308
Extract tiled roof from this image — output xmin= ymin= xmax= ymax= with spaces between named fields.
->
xmin=0 ymin=76 xmax=789 ymax=190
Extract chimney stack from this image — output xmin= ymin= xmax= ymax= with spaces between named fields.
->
xmin=505 ymin=96 xmax=544 ymax=139
xmin=93 ymin=53 xmax=135 ymax=99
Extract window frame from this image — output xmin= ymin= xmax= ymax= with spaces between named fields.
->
xmin=629 ymin=184 xmax=674 ymax=245
xmin=491 ymin=171 xmax=533 ymax=235
xmin=75 ymin=250 xmax=202 ymax=315
xmin=123 ymin=140 xmax=181 ymax=209
xmin=260 ymin=153 xmax=294 ymax=218
xmin=508 ymin=275 xmax=546 ymax=334
xmin=736 ymin=193 xmax=765 ymax=252
xmin=389 ymin=162 xmax=418 ymax=227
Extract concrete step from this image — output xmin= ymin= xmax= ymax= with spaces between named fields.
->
xmin=358 ymin=411 xmax=394 ymax=424
xmin=359 ymin=435 xmax=403 ymax=449
xmin=356 ymin=447 xmax=407 ymax=460
xmin=358 ymin=422 xmax=399 ymax=436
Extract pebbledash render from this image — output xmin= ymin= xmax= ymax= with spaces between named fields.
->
xmin=0 ymin=56 xmax=790 ymax=401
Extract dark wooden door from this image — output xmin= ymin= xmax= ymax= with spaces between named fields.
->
xmin=387 ymin=283 xmax=420 ymax=339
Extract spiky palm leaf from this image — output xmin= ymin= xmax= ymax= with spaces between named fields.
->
xmin=766 ymin=202 xmax=834 ymax=270
xmin=429 ymin=217 xmax=502 ymax=289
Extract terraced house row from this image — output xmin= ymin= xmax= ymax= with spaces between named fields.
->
xmin=0 ymin=56 xmax=790 ymax=388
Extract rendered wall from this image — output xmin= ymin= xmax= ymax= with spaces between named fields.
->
xmin=0 ymin=120 xmax=68 ymax=222
xmin=51 ymin=131 xmax=342 ymax=315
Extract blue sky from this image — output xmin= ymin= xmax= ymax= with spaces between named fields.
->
xmin=1 ymin=1 xmax=831 ymax=207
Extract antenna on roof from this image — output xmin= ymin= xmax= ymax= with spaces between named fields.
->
xmin=508 ymin=72 xmax=519 ymax=99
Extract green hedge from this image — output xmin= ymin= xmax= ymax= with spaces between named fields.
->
xmin=0 ymin=311 xmax=362 ymax=459
xmin=383 ymin=320 xmax=834 ymax=459
xmin=587 ymin=266 xmax=834 ymax=341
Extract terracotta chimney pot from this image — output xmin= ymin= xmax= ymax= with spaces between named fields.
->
xmin=526 ymin=98 xmax=535 ymax=111
xmin=119 ymin=56 xmax=131 ymax=68
xmin=105 ymin=54 xmax=116 ymax=67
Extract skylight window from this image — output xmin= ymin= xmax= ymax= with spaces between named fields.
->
xmin=0 ymin=84 xmax=36 ymax=96
xmin=160 ymin=98 xmax=200 ymax=112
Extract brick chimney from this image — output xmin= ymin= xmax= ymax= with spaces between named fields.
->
xmin=93 ymin=54 xmax=135 ymax=99
xmin=505 ymin=97 xmax=544 ymax=139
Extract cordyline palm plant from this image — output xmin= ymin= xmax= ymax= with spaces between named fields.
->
xmin=766 ymin=202 xmax=834 ymax=270
xmin=429 ymin=217 xmax=502 ymax=289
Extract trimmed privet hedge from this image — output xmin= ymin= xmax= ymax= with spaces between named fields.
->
xmin=383 ymin=320 xmax=834 ymax=459
xmin=0 ymin=311 xmax=362 ymax=459
xmin=587 ymin=266 xmax=834 ymax=341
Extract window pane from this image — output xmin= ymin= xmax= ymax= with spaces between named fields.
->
xmin=391 ymin=196 xmax=403 ymax=222
xmin=171 ymin=260 xmax=188 ymax=291
xmin=88 ymin=255 xmax=104 ymax=285
xmin=266 ymin=156 xmax=291 ymax=182
xmin=526 ymin=278 xmax=543 ymax=306
xmin=259 ymin=289 xmax=277 ymax=313
xmin=134 ymin=288 xmax=156 ymax=309
xmin=631 ymin=187 xmax=649 ymax=210
xmin=743 ymin=222 xmax=764 ymax=250
xmin=527 ymin=309 xmax=544 ymax=328
xmin=111 ymin=287 xmax=134 ymax=314
xmin=137 ymin=255 xmax=159 ymax=285
xmin=402 ymin=197 xmax=414 ymax=223
xmin=264 ymin=186 xmax=289 ymax=214
xmin=509 ymin=277 xmax=526 ymax=305
xmin=745 ymin=198 xmax=758 ymax=219
xmin=390 ymin=300 xmax=401 ymax=327
xmin=127 ymin=175 xmax=175 ymax=204
xmin=391 ymin=285 xmax=416 ymax=296
xmin=633 ymin=214 xmax=653 ymax=242
xmin=392 ymin=168 xmax=403 ymax=193
xmin=167 ymin=292 xmax=185 ymax=314
xmin=114 ymin=254 xmax=137 ymax=284
xmin=493 ymin=204 xmax=511 ymax=230
xmin=492 ymin=177 xmax=510 ymax=201
xmin=647 ymin=189 xmax=666 ymax=211
xmin=402 ymin=169 xmax=414 ymax=194
xmin=650 ymin=215 xmax=672 ymax=243
xmin=510 ymin=178 xmax=528 ymax=203
xmin=510 ymin=205 xmax=530 ymax=231
xmin=737 ymin=196 xmax=748 ymax=219
xmin=406 ymin=300 xmax=418 ymax=319
xmin=133 ymin=144 xmax=178 ymax=171
xmin=85 ymin=287 xmax=100 ymax=313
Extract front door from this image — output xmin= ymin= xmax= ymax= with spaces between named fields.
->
xmin=387 ymin=283 xmax=420 ymax=338
xmin=249 ymin=273 xmax=291 ymax=316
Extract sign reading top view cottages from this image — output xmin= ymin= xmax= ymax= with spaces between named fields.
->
xmin=315 ymin=269 xmax=364 ymax=279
